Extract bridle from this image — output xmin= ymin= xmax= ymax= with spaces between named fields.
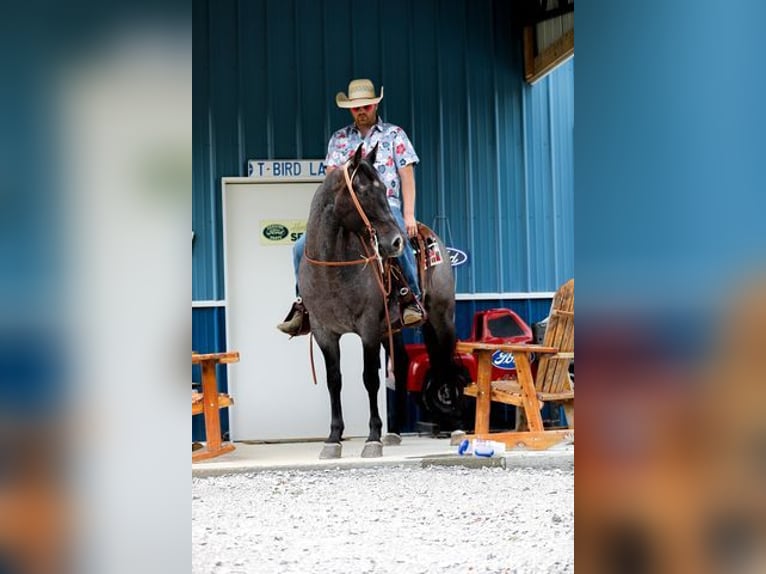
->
xmin=303 ymin=162 xmax=384 ymax=273
xmin=303 ymin=161 xmax=398 ymax=383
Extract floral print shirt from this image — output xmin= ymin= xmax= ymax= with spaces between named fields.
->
xmin=325 ymin=118 xmax=419 ymax=210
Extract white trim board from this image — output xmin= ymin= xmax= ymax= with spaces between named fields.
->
xmin=191 ymin=293 xmax=556 ymax=308
xmin=192 ymin=300 xmax=226 ymax=308
xmin=222 ymin=176 xmax=322 ymax=185
xmin=455 ymin=292 xmax=555 ymax=300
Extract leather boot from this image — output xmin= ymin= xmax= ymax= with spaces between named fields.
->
xmin=402 ymin=304 xmax=425 ymax=326
xmin=398 ymin=287 xmax=426 ymax=327
xmin=276 ymin=298 xmax=310 ymax=336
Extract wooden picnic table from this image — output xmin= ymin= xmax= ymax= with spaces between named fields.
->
xmin=192 ymin=351 xmax=240 ymax=462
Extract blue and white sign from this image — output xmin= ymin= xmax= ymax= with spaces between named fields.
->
xmin=248 ymin=159 xmax=327 ymax=181
xmin=446 ymin=247 xmax=468 ymax=267
xmin=491 ymin=350 xmax=516 ymax=370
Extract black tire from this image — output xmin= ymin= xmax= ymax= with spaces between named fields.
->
xmin=421 ymin=367 xmax=471 ymax=430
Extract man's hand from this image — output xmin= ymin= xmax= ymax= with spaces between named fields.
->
xmin=404 ymin=214 xmax=418 ymax=238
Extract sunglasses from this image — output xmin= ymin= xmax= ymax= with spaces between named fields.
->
xmin=351 ymin=104 xmax=374 ymax=113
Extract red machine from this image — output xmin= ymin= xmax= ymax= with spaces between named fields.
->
xmin=405 ymin=308 xmax=535 ymax=395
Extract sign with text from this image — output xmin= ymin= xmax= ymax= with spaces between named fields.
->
xmin=248 ymin=159 xmax=327 ymax=180
xmin=259 ymin=220 xmax=306 ymax=245
xmin=446 ymin=247 xmax=468 ymax=267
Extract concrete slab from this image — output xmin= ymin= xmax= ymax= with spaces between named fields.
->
xmin=192 ymin=435 xmax=573 ymax=477
xmin=420 ymin=454 xmax=508 ymax=469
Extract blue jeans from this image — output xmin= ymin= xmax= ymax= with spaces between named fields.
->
xmin=292 ymin=210 xmax=420 ymax=298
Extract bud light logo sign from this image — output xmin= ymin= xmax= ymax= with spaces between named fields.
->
xmin=446 ymin=247 xmax=468 ymax=267
xmin=491 ymin=350 xmax=516 ymax=370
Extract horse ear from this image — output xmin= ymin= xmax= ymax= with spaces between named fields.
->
xmin=366 ymin=142 xmax=379 ymax=166
xmin=351 ymin=143 xmax=364 ymax=168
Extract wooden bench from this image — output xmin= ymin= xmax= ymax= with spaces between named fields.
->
xmin=457 ymin=279 xmax=574 ymax=450
xmin=192 ymin=351 xmax=240 ymax=462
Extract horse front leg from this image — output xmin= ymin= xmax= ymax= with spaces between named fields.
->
xmin=360 ymin=341 xmax=384 ymax=458
xmin=316 ymin=333 xmax=344 ymax=459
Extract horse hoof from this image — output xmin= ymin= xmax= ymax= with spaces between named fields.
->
xmin=319 ymin=443 xmax=342 ymax=459
xmin=381 ymin=433 xmax=402 ymax=446
xmin=361 ymin=441 xmax=383 ymax=458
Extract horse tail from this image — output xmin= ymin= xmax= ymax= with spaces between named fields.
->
xmin=422 ymin=309 xmax=466 ymax=429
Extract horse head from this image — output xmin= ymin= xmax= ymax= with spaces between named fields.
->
xmin=333 ymin=143 xmax=404 ymax=259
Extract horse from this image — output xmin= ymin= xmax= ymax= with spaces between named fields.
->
xmin=299 ymin=143 xmax=463 ymax=458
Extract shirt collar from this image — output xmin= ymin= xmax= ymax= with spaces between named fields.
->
xmin=350 ymin=116 xmax=383 ymax=135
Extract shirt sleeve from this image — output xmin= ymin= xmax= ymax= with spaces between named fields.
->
xmin=325 ymin=130 xmax=348 ymax=168
xmin=392 ymin=127 xmax=419 ymax=168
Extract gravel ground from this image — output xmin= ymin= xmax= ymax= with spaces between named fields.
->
xmin=192 ymin=464 xmax=573 ymax=573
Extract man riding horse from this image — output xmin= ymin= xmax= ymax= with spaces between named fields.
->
xmin=288 ymin=137 xmax=460 ymax=458
xmin=277 ymin=78 xmax=425 ymax=335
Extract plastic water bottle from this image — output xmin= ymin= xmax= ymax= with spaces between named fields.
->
xmin=457 ymin=438 xmax=506 ymax=457
xmin=473 ymin=439 xmax=494 ymax=457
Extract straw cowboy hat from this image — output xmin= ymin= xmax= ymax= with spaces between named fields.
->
xmin=335 ymin=78 xmax=384 ymax=108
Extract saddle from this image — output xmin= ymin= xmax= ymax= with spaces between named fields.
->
xmin=286 ymin=223 xmax=443 ymax=336
xmin=386 ymin=223 xmax=444 ymax=331
xmin=411 ymin=222 xmax=445 ymax=295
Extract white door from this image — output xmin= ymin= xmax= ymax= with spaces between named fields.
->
xmin=222 ymin=178 xmax=386 ymax=441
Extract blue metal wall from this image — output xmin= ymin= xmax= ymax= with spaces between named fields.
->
xmin=192 ymin=0 xmax=573 ymax=436
xmin=193 ymin=0 xmax=574 ymax=302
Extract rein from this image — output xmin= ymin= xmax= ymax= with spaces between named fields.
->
xmin=305 ymin=162 xmax=397 ymax=384
xmin=302 ymin=163 xmax=382 ymax=270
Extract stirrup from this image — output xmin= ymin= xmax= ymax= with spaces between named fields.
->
xmin=402 ymin=304 xmax=424 ymax=326
xmin=399 ymin=287 xmax=426 ymax=327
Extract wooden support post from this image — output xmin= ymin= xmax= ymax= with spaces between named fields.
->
xmin=474 ymin=349 xmax=493 ymax=435
xmin=200 ymin=361 xmax=223 ymax=454
xmin=513 ymin=352 xmax=544 ymax=432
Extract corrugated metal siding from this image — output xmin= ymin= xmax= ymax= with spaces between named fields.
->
xmin=522 ymin=60 xmax=575 ymax=290
xmin=193 ymin=0 xmax=574 ymax=300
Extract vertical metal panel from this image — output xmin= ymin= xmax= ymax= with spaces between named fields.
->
xmin=192 ymin=0 xmax=214 ymax=300
xmin=493 ymin=0 xmax=527 ymax=293
xmin=238 ymin=0 xmax=269 ymax=162
xmin=296 ymin=0 xmax=326 ymax=159
xmin=465 ymin=0 xmax=499 ymax=295
xmin=553 ymin=59 xmax=575 ymax=284
xmin=268 ymin=0 xmax=299 ymax=159
xmin=435 ymin=0 xmax=469 ymax=290
xmin=522 ymin=59 xmax=575 ymax=290
xmin=380 ymin=0 xmax=414 ymax=139
xmin=408 ymin=0 xmax=440 ymax=220
xmin=193 ymin=0 xmax=574 ymax=300
xmin=525 ymin=74 xmax=554 ymax=290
